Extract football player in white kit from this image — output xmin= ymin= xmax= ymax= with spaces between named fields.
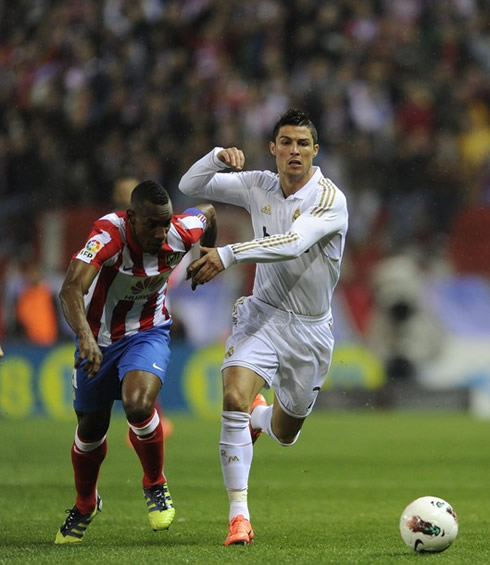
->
xmin=179 ymin=108 xmax=349 ymax=546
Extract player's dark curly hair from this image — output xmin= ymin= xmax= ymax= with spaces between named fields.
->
xmin=271 ymin=108 xmax=318 ymax=144
xmin=131 ymin=180 xmax=170 ymax=206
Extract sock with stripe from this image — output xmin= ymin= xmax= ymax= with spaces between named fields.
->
xmin=71 ymin=427 xmax=107 ymax=514
xmin=128 ymin=409 xmax=165 ymax=488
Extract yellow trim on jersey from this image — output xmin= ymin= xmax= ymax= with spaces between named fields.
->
xmin=232 ymin=233 xmax=300 ymax=254
xmin=311 ymin=177 xmax=337 ymax=217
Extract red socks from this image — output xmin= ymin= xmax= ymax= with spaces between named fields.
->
xmin=71 ymin=431 xmax=107 ymax=514
xmin=71 ymin=409 xmax=165 ymax=514
xmin=128 ymin=409 xmax=165 ymax=488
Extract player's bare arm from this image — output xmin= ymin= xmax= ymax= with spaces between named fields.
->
xmin=217 ymin=147 xmax=245 ymax=170
xmin=186 ymin=246 xmax=224 ymax=289
xmin=59 ymin=259 xmax=102 ymax=377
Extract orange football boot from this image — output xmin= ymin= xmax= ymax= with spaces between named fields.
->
xmin=249 ymin=393 xmax=267 ymax=444
xmin=224 ymin=514 xmax=255 ymax=546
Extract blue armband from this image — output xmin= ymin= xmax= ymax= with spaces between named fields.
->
xmin=184 ymin=207 xmax=207 ymax=228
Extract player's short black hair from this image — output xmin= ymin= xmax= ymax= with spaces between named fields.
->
xmin=271 ymin=108 xmax=318 ymax=144
xmin=130 ymin=180 xmax=170 ymax=207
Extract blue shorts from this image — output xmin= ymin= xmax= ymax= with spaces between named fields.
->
xmin=73 ymin=325 xmax=171 ymax=413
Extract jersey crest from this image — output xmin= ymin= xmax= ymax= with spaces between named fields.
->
xmin=165 ymin=252 xmax=185 ymax=266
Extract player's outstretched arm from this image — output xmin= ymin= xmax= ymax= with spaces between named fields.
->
xmin=186 ymin=247 xmax=224 ymax=290
xmin=59 ymin=259 xmax=102 ymax=377
xmin=178 ymin=147 xmax=249 ymax=207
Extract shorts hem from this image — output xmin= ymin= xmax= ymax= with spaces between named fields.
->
xmin=274 ymin=393 xmax=314 ymax=419
xmin=221 ymin=360 xmax=272 ymax=388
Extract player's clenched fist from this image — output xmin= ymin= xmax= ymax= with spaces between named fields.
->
xmin=217 ymin=147 xmax=245 ymax=171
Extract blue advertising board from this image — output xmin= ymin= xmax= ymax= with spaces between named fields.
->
xmin=0 ymin=340 xmax=386 ymax=420
xmin=0 ymin=341 xmax=226 ymax=420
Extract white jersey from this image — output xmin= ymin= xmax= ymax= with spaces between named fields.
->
xmin=179 ymin=148 xmax=348 ymax=317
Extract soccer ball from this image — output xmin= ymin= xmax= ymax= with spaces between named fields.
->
xmin=399 ymin=496 xmax=459 ymax=553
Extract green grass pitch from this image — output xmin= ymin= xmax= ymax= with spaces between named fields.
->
xmin=1 ymin=410 xmax=490 ymax=564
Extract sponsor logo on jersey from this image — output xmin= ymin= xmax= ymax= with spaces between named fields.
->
xmin=292 ymin=208 xmax=301 ymax=221
xmin=123 ymin=275 xmax=165 ymax=300
xmin=261 ymin=204 xmax=272 ymax=215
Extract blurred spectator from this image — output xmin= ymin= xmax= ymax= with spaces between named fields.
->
xmin=0 ymin=0 xmax=489 ymax=344
xmin=111 ymin=175 xmax=139 ymax=211
xmin=367 ymin=253 xmax=445 ymax=381
xmin=15 ymin=262 xmax=59 ymax=346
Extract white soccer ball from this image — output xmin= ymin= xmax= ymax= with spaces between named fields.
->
xmin=399 ymin=496 xmax=459 ymax=553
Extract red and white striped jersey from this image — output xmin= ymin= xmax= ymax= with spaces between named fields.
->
xmin=74 ymin=211 xmax=206 ymax=346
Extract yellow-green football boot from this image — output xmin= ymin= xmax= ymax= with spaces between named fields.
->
xmin=143 ymin=482 xmax=175 ymax=531
xmin=55 ymin=495 xmax=102 ymax=544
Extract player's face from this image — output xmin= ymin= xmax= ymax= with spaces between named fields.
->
xmin=128 ymin=200 xmax=173 ymax=254
xmin=270 ymin=125 xmax=319 ymax=180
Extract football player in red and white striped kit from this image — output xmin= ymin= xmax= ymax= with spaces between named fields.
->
xmin=54 ymin=180 xmax=216 ymax=544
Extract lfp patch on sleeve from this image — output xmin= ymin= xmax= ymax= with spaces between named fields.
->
xmin=79 ymin=238 xmax=102 ymax=260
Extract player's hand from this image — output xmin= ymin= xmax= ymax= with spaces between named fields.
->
xmin=217 ymin=147 xmax=245 ymax=171
xmin=186 ymin=246 xmax=225 ymax=290
xmin=76 ymin=331 xmax=103 ymax=377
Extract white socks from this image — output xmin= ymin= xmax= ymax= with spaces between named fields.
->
xmin=251 ymin=404 xmax=301 ymax=447
xmin=220 ymin=405 xmax=302 ymax=522
xmin=250 ymin=403 xmax=271 ymax=435
xmin=220 ymin=411 xmax=253 ymax=521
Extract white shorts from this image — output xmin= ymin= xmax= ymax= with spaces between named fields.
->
xmin=221 ymin=296 xmax=335 ymax=418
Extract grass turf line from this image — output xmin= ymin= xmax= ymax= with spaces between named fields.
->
xmin=1 ymin=411 xmax=490 ymax=564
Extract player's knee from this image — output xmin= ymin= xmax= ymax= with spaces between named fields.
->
xmin=123 ymin=398 xmax=154 ymax=424
xmin=77 ymin=411 xmax=110 ymax=441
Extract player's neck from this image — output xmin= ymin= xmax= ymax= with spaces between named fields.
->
xmin=279 ymin=168 xmax=315 ymax=198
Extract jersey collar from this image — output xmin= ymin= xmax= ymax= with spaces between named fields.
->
xmin=282 ymin=166 xmax=322 ymax=200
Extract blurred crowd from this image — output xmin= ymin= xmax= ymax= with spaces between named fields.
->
xmin=1 ymin=0 xmax=490 ymax=374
